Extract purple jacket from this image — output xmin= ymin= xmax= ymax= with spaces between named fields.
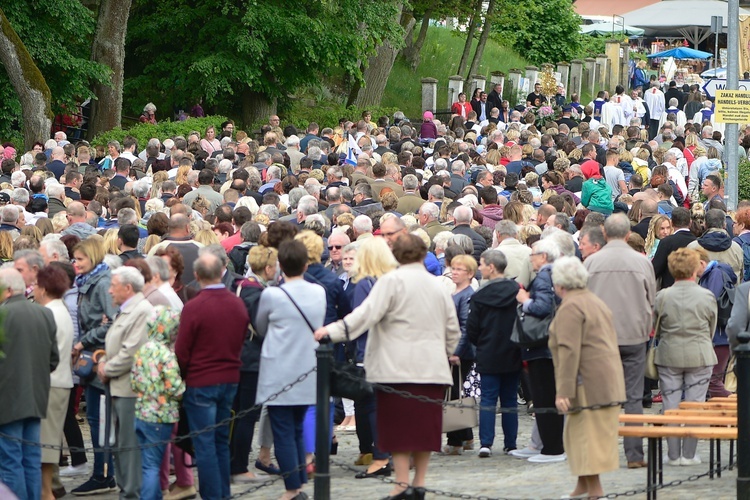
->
xmin=479 ymin=205 xmax=504 ymax=229
xmin=548 ymin=184 xmax=580 ymax=205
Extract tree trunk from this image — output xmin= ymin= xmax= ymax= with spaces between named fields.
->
xmin=0 ymin=8 xmax=52 ymax=150
xmin=457 ymin=0 xmax=482 ymax=77
xmin=402 ymin=9 xmax=432 ymax=70
xmin=465 ymin=0 xmax=496 ymax=87
xmin=241 ymin=88 xmax=276 ymax=137
xmin=88 ymin=0 xmax=132 ymax=140
xmin=349 ymin=5 xmax=414 ymax=108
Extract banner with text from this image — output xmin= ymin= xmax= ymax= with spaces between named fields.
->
xmin=715 ymin=90 xmax=750 ymax=123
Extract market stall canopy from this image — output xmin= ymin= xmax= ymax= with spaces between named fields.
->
xmin=624 ymin=0 xmax=750 ymax=47
xmin=579 ymin=22 xmax=645 ymax=36
xmin=647 ymin=47 xmax=713 ymax=59
xmin=573 ymin=0 xmax=658 ymax=17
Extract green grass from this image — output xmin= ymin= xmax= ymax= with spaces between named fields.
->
xmin=381 ymin=26 xmax=529 ymax=118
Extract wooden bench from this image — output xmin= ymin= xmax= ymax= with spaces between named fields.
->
xmin=665 ymin=409 xmax=737 ymax=417
xmin=618 ymin=420 xmax=737 ymax=499
xmin=679 ymin=401 xmax=737 ymax=410
xmin=708 ymin=396 xmax=738 ymax=403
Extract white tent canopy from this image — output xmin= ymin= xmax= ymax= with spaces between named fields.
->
xmin=624 ymin=0 xmax=750 ymax=47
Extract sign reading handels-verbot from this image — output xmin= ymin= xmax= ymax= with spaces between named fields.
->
xmin=715 ymin=90 xmax=750 ymax=123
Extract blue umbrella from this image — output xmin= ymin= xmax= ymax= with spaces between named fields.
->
xmin=647 ymin=47 xmax=713 ymax=59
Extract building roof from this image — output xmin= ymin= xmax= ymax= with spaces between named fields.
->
xmin=574 ymin=0 xmax=658 ymax=17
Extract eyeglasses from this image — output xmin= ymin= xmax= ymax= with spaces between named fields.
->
xmin=328 ymin=245 xmax=343 ymax=250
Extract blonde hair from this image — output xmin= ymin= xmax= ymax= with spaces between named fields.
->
xmin=248 ymin=245 xmax=278 ymax=275
xmin=294 ymin=230 xmax=324 ymax=264
xmin=51 ymin=212 xmax=69 ymax=233
xmin=450 ymin=254 xmax=478 ymax=276
xmin=143 ymin=234 xmax=161 ymax=254
xmin=668 ymin=248 xmax=700 ymax=280
xmin=519 ymin=223 xmax=542 ymax=244
xmin=0 ymin=231 xmax=13 ymax=260
xmin=350 ymin=236 xmax=397 ymax=283
xmin=175 ymin=165 xmax=192 ymax=185
xmin=103 ymin=228 xmax=120 ymax=255
xmin=74 ymin=237 xmax=106 ymax=266
xmin=644 ymin=214 xmax=671 ymax=255
xmin=194 ymin=229 xmax=219 ymax=246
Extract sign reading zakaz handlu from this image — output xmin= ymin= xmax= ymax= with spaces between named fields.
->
xmin=703 ymin=79 xmax=750 ymax=99
xmin=714 ymin=90 xmax=750 ymax=123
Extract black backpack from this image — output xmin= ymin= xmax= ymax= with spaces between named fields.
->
xmin=716 ymin=270 xmax=736 ymax=328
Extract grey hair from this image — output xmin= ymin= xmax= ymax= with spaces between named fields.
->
xmin=453 ymin=206 xmax=473 ymax=224
xmin=428 ymin=185 xmax=444 ymax=200
xmin=1 ymin=205 xmax=18 ymax=224
xmin=118 ymin=208 xmax=138 ymax=226
xmin=297 ymin=195 xmax=319 ymax=217
xmin=532 ymin=237 xmax=561 ymax=263
xmin=432 ymin=231 xmax=454 ymax=251
xmin=112 ymin=266 xmax=145 ymax=293
xmin=451 ymin=234 xmax=474 ymax=255
xmin=240 ymin=221 xmax=261 ymax=243
xmin=287 ymin=187 xmax=308 ymax=210
xmin=353 ymin=215 xmax=373 ymax=234
xmin=419 ymin=202 xmax=440 ymax=220
xmin=480 ymin=249 xmax=507 ymax=273
xmin=258 ymin=204 xmax=279 ymax=221
xmin=133 ymin=180 xmax=149 ymax=198
xmin=146 ymin=255 xmax=170 ymax=282
xmin=552 ymin=256 xmax=589 ymax=290
xmin=434 ymin=158 xmax=448 ymax=171
xmin=494 ymin=220 xmax=519 ymax=238
xmin=12 ymin=188 xmax=29 ymax=205
xmin=603 ymin=213 xmax=631 ymax=240
xmin=199 ymin=244 xmax=229 ymax=268
xmin=13 ymin=249 xmax=45 ymax=270
xmin=402 ymin=174 xmax=418 ymax=191
xmin=304 ymin=180 xmax=322 ymax=197
xmin=451 ymin=160 xmax=465 ymax=173
xmin=39 ymin=239 xmax=69 ymax=261
xmin=266 ymin=165 xmax=281 ymax=180
xmin=47 ymin=183 xmax=65 ymax=200
xmin=11 ymin=171 xmax=26 ymax=188
xmin=0 ymin=268 xmax=27 ymax=296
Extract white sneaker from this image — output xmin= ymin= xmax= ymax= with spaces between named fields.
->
xmin=478 ymin=447 xmax=492 ymax=458
xmin=528 ymin=453 xmax=567 ymax=463
xmin=508 ymin=447 xmax=541 ymax=459
xmin=681 ymin=455 xmax=702 ymax=466
xmin=59 ymin=463 xmax=90 ymax=477
xmin=663 ymin=457 xmax=682 ymax=466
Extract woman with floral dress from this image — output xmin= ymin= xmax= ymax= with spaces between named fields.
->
xmin=131 ymin=307 xmax=185 ymax=499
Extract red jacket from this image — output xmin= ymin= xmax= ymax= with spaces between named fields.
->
xmin=175 ymin=287 xmax=249 ymax=387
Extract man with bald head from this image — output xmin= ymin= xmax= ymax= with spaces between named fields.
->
xmin=46 ymin=147 xmax=67 ymax=180
xmin=632 ymin=199 xmax=658 ymax=239
xmin=148 ymin=213 xmax=205 ymax=280
xmin=62 ymin=201 xmax=98 ymax=239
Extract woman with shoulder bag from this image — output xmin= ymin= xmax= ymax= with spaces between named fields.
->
xmin=514 ymin=238 xmax=565 ymax=463
xmin=654 ymin=248 xmax=717 ymax=466
xmin=347 ymin=237 xmax=398 ymax=477
xmin=442 ymin=254 xmax=477 ymax=456
xmin=69 ymin=238 xmax=119 ymax=495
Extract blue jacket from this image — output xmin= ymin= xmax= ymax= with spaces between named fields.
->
xmin=305 ymin=263 xmax=351 ymax=325
xmin=351 ymin=277 xmax=376 ymax=363
xmin=521 ymin=265 xmax=559 ymax=360
xmin=699 ymin=261 xmax=737 ymax=346
xmin=452 ymin=286 xmax=475 ymax=360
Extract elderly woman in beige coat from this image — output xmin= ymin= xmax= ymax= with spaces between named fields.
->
xmin=549 ymin=257 xmax=625 ymax=499
xmin=315 ymin=234 xmax=459 ymax=500
xmin=654 ymin=248 xmax=717 ymax=466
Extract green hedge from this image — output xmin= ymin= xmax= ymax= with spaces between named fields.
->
xmin=739 ymin=158 xmax=750 ymax=203
xmin=91 ymin=116 xmax=228 ymax=148
xmin=280 ymin=100 xmax=400 ymax=130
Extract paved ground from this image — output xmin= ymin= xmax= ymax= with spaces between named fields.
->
xmin=59 ymin=405 xmax=739 ymax=499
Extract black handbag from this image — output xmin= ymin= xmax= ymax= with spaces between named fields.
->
xmin=279 ymin=287 xmax=373 ymax=401
xmin=510 ymin=304 xmax=554 ymax=349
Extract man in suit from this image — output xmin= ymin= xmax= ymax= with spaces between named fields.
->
xmin=471 ymin=91 xmax=489 ymax=122
xmin=452 ymin=206 xmax=487 ymax=262
xmin=396 ymin=174 xmax=425 ymax=215
xmin=449 ymin=160 xmax=469 ymax=193
xmin=46 ymin=147 xmax=68 ymax=181
xmin=109 ymin=157 xmax=131 ymax=191
xmin=651 ymin=208 xmax=696 ymax=288
xmin=486 ymin=83 xmax=503 ymax=114
xmin=632 ymin=199 xmax=658 ymax=240
xmin=185 ymin=244 xmax=242 ymax=299
xmin=97 ymin=266 xmax=154 ymax=499
xmin=0 ymin=269 xmax=58 ymax=500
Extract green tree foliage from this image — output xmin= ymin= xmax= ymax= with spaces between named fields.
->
xmin=124 ymin=0 xmax=404 ymax=124
xmin=91 ymin=116 xmax=228 ymax=149
xmin=0 ymin=0 xmax=109 ymax=140
xmin=494 ymin=0 xmax=581 ymax=66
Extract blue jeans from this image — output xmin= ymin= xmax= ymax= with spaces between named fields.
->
xmin=0 ymin=417 xmax=41 ymax=499
xmin=85 ymin=384 xmax=114 ymax=479
xmin=183 ymin=384 xmax=237 ymax=500
xmin=135 ymin=420 xmax=173 ymax=499
xmin=268 ymin=406 xmax=308 ymax=491
xmin=479 ymin=371 xmax=520 ymax=450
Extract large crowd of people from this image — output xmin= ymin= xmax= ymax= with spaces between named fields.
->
xmin=0 ymin=76 xmax=746 ymax=500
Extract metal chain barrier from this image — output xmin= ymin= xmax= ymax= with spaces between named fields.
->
xmin=228 ymin=460 xmax=311 ymax=499
xmin=0 ymin=367 xmax=317 ymax=454
xmin=334 ymin=365 xmax=733 ymax=415
xmin=328 ymin=456 xmax=736 ymax=500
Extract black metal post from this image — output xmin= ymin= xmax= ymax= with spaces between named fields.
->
xmin=314 ymin=338 xmax=333 ymax=500
xmin=736 ymin=332 xmax=750 ymax=499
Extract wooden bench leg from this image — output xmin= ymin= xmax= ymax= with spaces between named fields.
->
xmin=658 ymin=437 xmax=663 ymax=486
xmin=717 ymin=438 xmax=721 ymax=478
xmin=730 ymin=440 xmax=735 ymax=469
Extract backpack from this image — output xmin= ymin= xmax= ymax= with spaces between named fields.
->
xmin=734 ymin=233 xmax=750 ymax=283
xmin=716 ymin=271 xmax=736 ymax=327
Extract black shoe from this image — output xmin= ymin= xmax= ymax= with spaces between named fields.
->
xmin=52 ymin=486 xmax=67 ymax=499
xmin=71 ymin=476 xmax=117 ymax=496
xmin=291 ymin=493 xmax=309 ymax=500
xmin=381 ymin=488 xmax=414 ymax=500
xmin=355 ymin=463 xmax=392 ymax=479
xmin=414 ymin=487 xmax=426 ymax=500
xmin=331 ymin=440 xmax=339 ymax=455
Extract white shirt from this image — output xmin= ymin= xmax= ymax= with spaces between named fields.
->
xmin=158 ymin=282 xmax=184 ymax=311
xmin=644 ymin=87 xmax=665 ymax=120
